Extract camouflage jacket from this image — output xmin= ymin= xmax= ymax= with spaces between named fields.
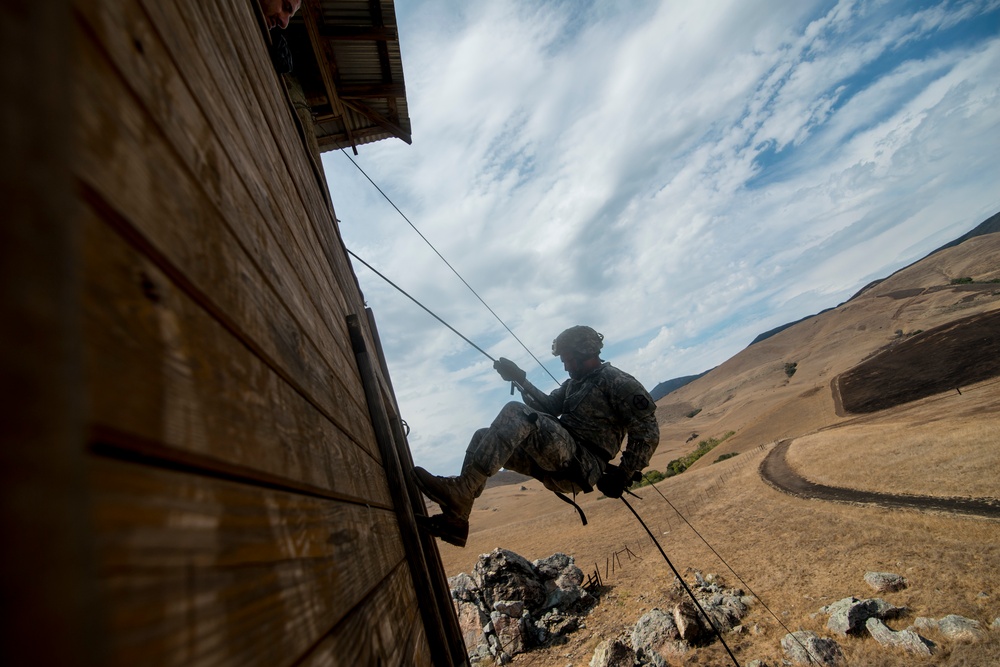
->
xmin=522 ymin=362 xmax=659 ymax=475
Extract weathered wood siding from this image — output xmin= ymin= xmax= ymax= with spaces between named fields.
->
xmin=2 ymin=0 xmax=462 ymax=665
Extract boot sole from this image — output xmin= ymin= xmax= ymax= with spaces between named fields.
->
xmin=416 ymin=514 xmax=468 ymax=548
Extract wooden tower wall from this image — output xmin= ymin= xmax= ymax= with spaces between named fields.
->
xmin=1 ymin=0 xmax=465 ymax=665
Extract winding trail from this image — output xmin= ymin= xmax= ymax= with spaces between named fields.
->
xmin=759 ymin=439 xmax=1000 ymax=519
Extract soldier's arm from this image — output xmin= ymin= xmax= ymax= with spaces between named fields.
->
xmin=615 ymin=378 xmax=660 ymax=477
xmin=522 ymin=381 xmax=564 ymax=415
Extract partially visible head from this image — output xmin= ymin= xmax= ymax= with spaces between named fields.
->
xmin=260 ymin=0 xmax=301 ymax=30
xmin=552 ymin=325 xmax=604 ymax=378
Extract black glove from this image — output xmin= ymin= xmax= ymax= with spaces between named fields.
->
xmin=494 ymin=357 xmax=526 ymax=384
xmin=597 ymin=465 xmax=631 ymax=499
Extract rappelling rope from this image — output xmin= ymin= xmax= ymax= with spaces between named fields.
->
xmin=347 ymin=249 xmax=496 ymax=361
xmin=620 ymin=496 xmax=741 ymax=667
xmin=637 ymin=474 xmax=827 ymax=664
xmin=341 ymin=150 xmax=559 ymax=384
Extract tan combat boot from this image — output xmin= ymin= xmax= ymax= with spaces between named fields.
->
xmin=413 ymin=466 xmax=487 ymax=520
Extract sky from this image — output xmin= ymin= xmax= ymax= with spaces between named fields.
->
xmin=321 ymin=0 xmax=1000 ymax=475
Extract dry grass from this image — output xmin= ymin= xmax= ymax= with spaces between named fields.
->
xmin=787 ymin=378 xmax=1000 ymax=498
xmin=436 ymin=383 xmax=1000 ymax=666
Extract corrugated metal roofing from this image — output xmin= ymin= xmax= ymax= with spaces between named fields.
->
xmin=285 ymin=0 xmax=411 ymax=152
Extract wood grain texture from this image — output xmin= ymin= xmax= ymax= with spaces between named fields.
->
xmin=82 ymin=207 xmax=392 ymax=507
xmin=296 ymin=564 xmax=433 ymax=667
xmin=72 ymin=10 xmax=380 ymax=461
xmin=90 ymin=455 xmax=407 ymax=667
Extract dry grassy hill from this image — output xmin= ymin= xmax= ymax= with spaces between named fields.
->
xmin=433 ymin=230 xmax=1000 ymax=667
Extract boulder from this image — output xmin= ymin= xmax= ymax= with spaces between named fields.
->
xmin=823 ymin=597 xmax=903 ymax=635
xmin=474 ymin=549 xmax=546 ymax=611
xmin=589 ymin=638 xmax=635 ymax=667
xmin=939 ymin=614 xmax=984 ymax=641
xmin=865 ymin=618 xmax=934 ymax=655
xmin=454 ymin=599 xmax=489 ymax=653
xmin=453 ymin=549 xmax=595 ymax=663
xmin=864 ymin=571 xmax=908 ymax=593
xmin=631 ymin=608 xmax=687 ymax=665
xmin=490 ymin=610 xmax=528 ymax=656
xmin=673 ymin=598 xmax=705 ymax=642
xmin=781 ymin=630 xmax=845 ymax=665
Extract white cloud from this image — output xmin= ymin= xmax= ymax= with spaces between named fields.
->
xmin=324 ymin=0 xmax=1000 ymax=474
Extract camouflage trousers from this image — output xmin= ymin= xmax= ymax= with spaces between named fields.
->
xmin=465 ymin=402 xmax=603 ymax=494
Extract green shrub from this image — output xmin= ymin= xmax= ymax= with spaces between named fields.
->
xmin=631 ymin=469 xmax=666 ymax=489
xmin=784 ymin=362 xmax=798 ymax=377
xmin=951 ymin=277 xmax=974 ymax=284
xmin=714 ymin=452 xmax=739 ymax=463
xmin=686 ymin=408 xmax=702 ymax=418
xmin=664 ymin=431 xmax=736 ymax=477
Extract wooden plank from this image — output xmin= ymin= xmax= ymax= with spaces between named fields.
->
xmin=82 ymin=207 xmax=392 ymax=507
xmin=71 ymin=17 xmax=379 ymax=461
xmin=297 ymin=564 xmax=432 ymax=667
xmin=171 ymin=0 xmax=362 ymax=319
xmin=89 ymin=455 xmax=406 ymax=667
xmin=0 ymin=4 xmax=99 ymax=665
xmin=75 ymin=0 xmax=360 ymax=363
xmin=201 ymin=0 xmax=368 ymax=313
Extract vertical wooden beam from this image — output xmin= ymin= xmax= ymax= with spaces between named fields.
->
xmin=0 ymin=2 xmax=98 ymax=665
xmin=301 ymin=0 xmax=356 ymax=150
xmin=365 ymin=309 xmax=470 ymax=665
xmin=347 ymin=314 xmax=464 ymax=667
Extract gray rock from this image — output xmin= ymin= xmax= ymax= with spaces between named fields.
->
xmin=534 ymin=552 xmax=575 ymax=579
xmin=474 ymin=548 xmax=547 ymax=611
xmin=991 ymin=617 xmax=1000 ymax=630
xmin=674 ymin=599 xmax=703 ymax=642
xmin=454 ymin=599 xmax=489 ymax=652
xmin=824 ymin=597 xmax=903 ymax=635
xmin=632 ymin=608 xmax=686 ymax=665
xmin=493 ymin=600 xmax=524 ymax=617
xmin=781 ymin=631 xmax=845 ymax=665
xmin=912 ymin=614 xmax=984 ymax=641
xmin=938 ymin=614 xmax=984 ymax=641
xmin=589 ymin=638 xmax=635 ymax=667
xmin=491 ymin=611 xmax=527 ymax=655
xmin=865 ymin=618 xmax=934 ymax=655
xmin=449 ymin=572 xmax=479 ymax=601
xmin=864 ymin=571 xmax=908 ymax=593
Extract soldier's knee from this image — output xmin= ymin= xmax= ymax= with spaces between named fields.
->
xmin=499 ymin=401 xmax=526 ymax=417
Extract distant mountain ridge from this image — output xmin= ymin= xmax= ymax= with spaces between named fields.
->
xmin=649 ymin=371 xmax=712 ymax=401
xmin=748 ymin=211 xmax=1000 ymax=345
xmin=650 ymin=210 xmax=1000 ymax=399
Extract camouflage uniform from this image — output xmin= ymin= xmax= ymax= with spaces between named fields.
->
xmin=465 ymin=362 xmax=659 ymax=494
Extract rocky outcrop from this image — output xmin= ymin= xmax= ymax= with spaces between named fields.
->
xmin=821 ymin=596 xmax=904 ymax=635
xmin=617 ymin=572 xmax=751 ymax=665
xmin=781 ymin=630 xmax=845 ymax=665
xmin=863 ymin=571 xmax=907 ymax=593
xmin=913 ymin=614 xmax=984 ymax=641
xmin=448 ymin=549 xmax=595 ymax=665
xmin=865 ymin=618 xmax=934 ymax=655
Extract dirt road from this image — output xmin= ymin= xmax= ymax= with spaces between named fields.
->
xmin=760 ymin=439 xmax=1000 ymax=518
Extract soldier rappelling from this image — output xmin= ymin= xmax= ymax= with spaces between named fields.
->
xmin=414 ymin=325 xmax=660 ymax=547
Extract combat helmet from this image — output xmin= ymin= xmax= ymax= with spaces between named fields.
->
xmin=552 ymin=325 xmax=604 ymax=358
